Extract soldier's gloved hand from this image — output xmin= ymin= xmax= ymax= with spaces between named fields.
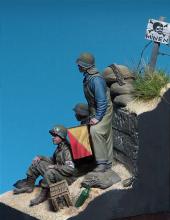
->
xmin=32 ymin=156 xmax=41 ymax=164
xmin=47 ymin=165 xmax=55 ymax=169
xmin=89 ymin=118 xmax=99 ymax=125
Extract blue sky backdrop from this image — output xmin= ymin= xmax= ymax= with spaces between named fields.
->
xmin=0 ymin=0 xmax=170 ymax=193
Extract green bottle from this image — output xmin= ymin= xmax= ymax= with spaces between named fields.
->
xmin=75 ymin=186 xmax=91 ymax=208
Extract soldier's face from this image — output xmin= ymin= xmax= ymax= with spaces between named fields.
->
xmin=75 ymin=113 xmax=81 ymax=121
xmin=78 ymin=65 xmax=85 ymax=73
xmin=52 ymin=135 xmax=62 ymax=144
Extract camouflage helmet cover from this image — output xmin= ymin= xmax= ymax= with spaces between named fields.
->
xmin=76 ymin=52 xmax=95 ymax=68
xmin=49 ymin=125 xmax=67 ymax=139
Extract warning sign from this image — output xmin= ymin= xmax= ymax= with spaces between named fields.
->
xmin=145 ymin=19 xmax=170 ymax=44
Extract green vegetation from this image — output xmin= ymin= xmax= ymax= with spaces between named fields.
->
xmin=133 ymin=69 xmax=170 ymax=101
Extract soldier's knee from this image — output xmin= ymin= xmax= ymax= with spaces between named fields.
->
xmin=30 ymin=161 xmax=39 ymax=170
xmin=31 ymin=159 xmax=43 ymax=168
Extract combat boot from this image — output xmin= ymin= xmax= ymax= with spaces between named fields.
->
xmin=13 ymin=176 xmax=35 ymax=194
xmin=13 ymin=178 xmax=28 ymax=189
xmin=105 ymin=162 xmax=112 ymax=171
xmin=29 ymin=188 xmax=49 ymax=206
xmin=93 ymin=164 xmax=106 ymax=172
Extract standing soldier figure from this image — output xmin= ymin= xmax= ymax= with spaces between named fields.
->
xmin=76 ymin=52 xmax=113 ymax=172
xmin=13 ymin=125 xmax=76 ymax=206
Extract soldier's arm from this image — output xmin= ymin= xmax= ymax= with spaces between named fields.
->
xmin=56 ymin=148 xmax=75 ymax=175
xmin=90 ymin=77 xmax=107 ymax=121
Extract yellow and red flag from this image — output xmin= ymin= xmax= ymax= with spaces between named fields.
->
xmin=67 ymin=125 xmax=93 ymax=160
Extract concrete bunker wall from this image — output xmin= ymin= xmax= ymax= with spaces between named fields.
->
xmin=68 ymin=89 xmax=170 ymax=220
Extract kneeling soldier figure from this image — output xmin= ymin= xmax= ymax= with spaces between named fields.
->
xmin=13 ymin=125 xmax=76 ymax=207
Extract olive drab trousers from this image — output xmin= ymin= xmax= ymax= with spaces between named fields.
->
xmin=27 ymin=158 xmax=75 ymax=188
xmin=26 ymin=142 xmax=76 ymax=188
xmin=83 ymin=73 xmax=114 ymax=166
xmin=26 ymin=158 xmax=60 ymax=188
xmin=90 ymin=94 xmax=113 ymax=165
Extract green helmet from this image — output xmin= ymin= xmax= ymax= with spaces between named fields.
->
xmin=73 ymin=103 xmax=89 ymax=117
xmin=49 ymin=125 xmax=67 ymax=139
xmin=76 ymin=52 xmax=95 ymax=68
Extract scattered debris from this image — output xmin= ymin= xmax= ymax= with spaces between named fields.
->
xmin=49 ymin=180 xmax=73 ymax=211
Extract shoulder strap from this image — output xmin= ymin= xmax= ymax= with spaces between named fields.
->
xmin=84 ymin=73 xmax=103 ymax=98
xmin=109 ymin=64 xmax=125 ymax=86
xmin=86 ymin=73 xmax=103 ymax=83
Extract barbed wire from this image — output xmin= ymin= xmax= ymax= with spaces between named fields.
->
xmin=159 ymin=52 xmax=170 ymax=57
xmin=137 ymin=41 xmax=170 ymax=73
xmin=137 ymin=42 xmax=152 ymax=72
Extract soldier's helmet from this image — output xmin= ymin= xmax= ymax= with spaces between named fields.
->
xmin=73 ymin=103 xmax=89 ymax=117
xmin=76 ymin=52 xmax=95 ymax=68
xmin=49 ymin=125 xmax=67 ymax=139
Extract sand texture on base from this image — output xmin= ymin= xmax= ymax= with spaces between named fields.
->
xmin=1 ymin=85 xmax=170 ymax=220
xmin=0 ymin=163 xmax=130 ymax=220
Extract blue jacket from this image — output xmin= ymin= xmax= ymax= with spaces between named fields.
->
xmin=83 ymin=73 xmax=107 ymax=121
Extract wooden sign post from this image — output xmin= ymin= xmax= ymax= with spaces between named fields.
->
xmin=149 ymin=17 xmax=164 ymax=72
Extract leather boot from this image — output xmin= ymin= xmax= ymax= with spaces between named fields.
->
xmin=13 ymin=178 xmax=28 ymax=189
xmin=13 ymin=176 xmax=35 ymax=194
xmin=105 ymin=162 xmax=112 ymax=171
xmin=29 ymin=188 xmax=49 ymax=206
xmin=93 ymin=164 xmax=106 ymax=172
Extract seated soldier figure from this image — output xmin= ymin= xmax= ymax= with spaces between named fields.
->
xmin=13 ymin=125 xmax=76 ymax=206
xmin=73 ymin=103 xmax=89 ymax=125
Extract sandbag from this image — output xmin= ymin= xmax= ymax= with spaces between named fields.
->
xmin=113 ymin=94 xmax=134 ymax=107
xmin=102 ymin=64 xmax=134 ymax=84
xmin=81 ymin=170 xmax=121 ymax=189
xmin=110 ymin=82 xmax=134 ymax=96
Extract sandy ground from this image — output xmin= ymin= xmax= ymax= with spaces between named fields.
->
xmin=1 ymin=86 xmax=169 ymax=220
xmin=0 ymin=163 xmax=131 ymax=220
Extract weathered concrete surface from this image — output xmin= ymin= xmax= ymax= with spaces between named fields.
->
xmin=67 ymin=86 xmax=170 ymax=220
xmin=113 ymin=84 xmax=170 ymax=177
xmin=113 ymin=107 xmax=139 ymax=176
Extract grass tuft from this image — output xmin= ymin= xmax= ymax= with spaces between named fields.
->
xmin=133 ymin=69 xmax=170 ymax=101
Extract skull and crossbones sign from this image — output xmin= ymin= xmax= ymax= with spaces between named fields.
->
xmin=148 ymin=20 xmax=168 ymax=37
